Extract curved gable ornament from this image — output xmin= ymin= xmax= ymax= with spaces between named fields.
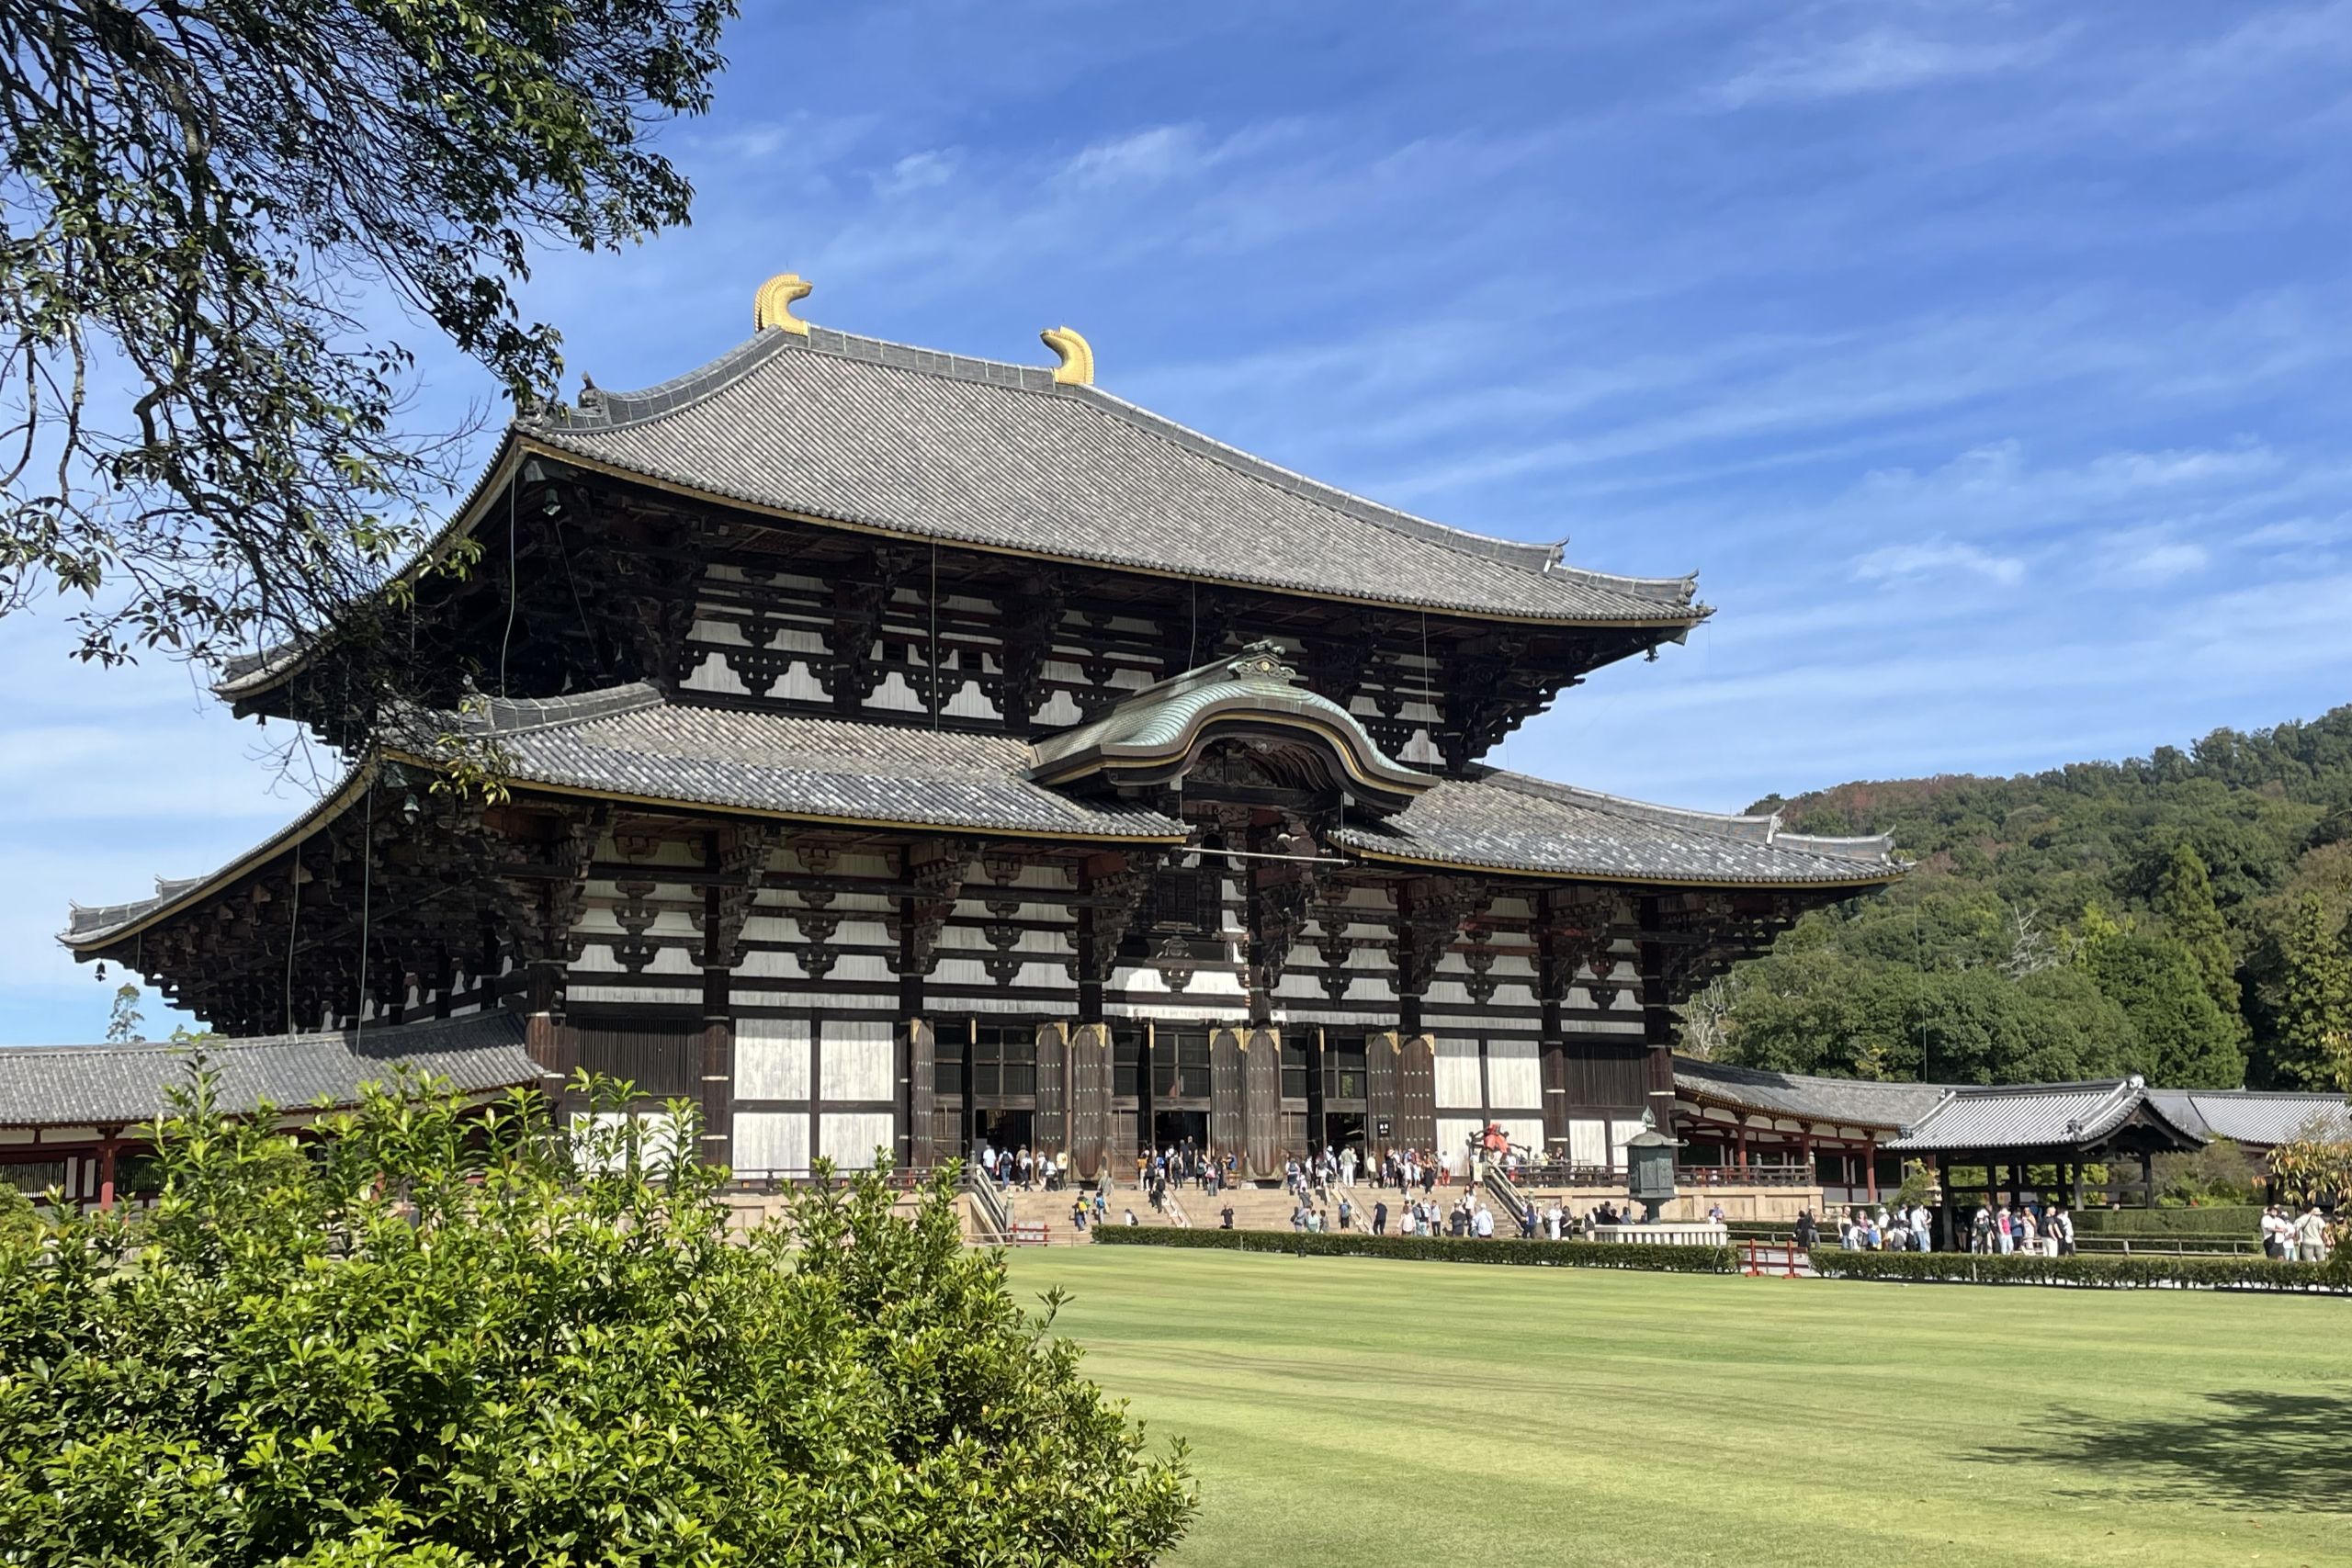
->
xmin=1029 ymin=640 xmax=1431 ymax=813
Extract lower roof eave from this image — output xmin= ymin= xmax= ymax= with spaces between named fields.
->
xmin=63 ymin=755 xmax=1191 ymax=957
xmin=1335 ymin=840 xmax=1904 ymax=892
xmin=375 ymin=750 xmax=1194 ymax=848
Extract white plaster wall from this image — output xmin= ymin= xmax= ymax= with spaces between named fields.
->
xmin=733 ymin=1111 xmax=810 ymax=1178
xmin=820 ymin=1111 xmax=896 ymax=1169
xmin=821 ymin=1020 xmax=895 ymax=1101
xmin=1486 ymin=1039 xmax=1541 ymax=1111
xmin=735 ymin=1018 xmax=811 ymax=1101
xmin=1433 ymin=1036 xmax=1482 ymax=1111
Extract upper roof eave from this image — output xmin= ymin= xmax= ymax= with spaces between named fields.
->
xmin=219 ymin=319 xmax=1715 ymax=705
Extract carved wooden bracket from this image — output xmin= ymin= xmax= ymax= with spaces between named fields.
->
xmin=692 ymin=823 xmax=788 ymax=968
xmin=885 ymin=841 xmax=971 ymax=976
xmin=823 ymin=543 xmax=919 ymax=711
xmin=1390 ymin=874 xmax=1490 ymax=998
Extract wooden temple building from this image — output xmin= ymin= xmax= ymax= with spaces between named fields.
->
xmin=57 ymin=274 xmax=1915 ymax=1189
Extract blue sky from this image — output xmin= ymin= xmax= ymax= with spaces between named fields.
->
xmin=6 ymin=0 xmax=2351 ymax=1042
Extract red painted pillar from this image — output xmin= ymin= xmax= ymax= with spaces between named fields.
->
xmin=1864 ymin=1136 xmax=1879 ymax=1203
xmin=96 ymin=1135 xmax=119 ymax=1212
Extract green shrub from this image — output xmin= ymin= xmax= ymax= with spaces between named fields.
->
xmin=0 ymin=1071 xmax=1195 ymax=1565
xmin=1091 ymin=1224 xmax=1737 ymax=1274
xmin=2071 ymin=1204 xmax=2265 ymax=1236
xmin=1810 ymin=1247 xmax=2344 ymax=1292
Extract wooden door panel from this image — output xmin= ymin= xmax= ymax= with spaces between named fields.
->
xmin=1034 ymin=1021 xmax=1069 ymax=1166
xmin=1365 ymin=1030 xmax=1401 ymax=1159
xmin=1209 ymin=1026 xmax=1246 ymax=1166
xmin=1243 ymin=1026 xmax=1282 ymax=1179
xmin=1397 ymin=1032 xmax=1438 ymax=1154
xmin=1069 ymin=1022 xmax=1110 ymax=1181
xmin=907 ymin=1018 xmax=937 ymax=1168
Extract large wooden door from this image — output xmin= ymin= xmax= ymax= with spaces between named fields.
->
xmin=1209 ymin=1025 xmax=1246 ymax=1165
xmin=1069 ymin=1022 xmax=1111 ymax=1181
xmin=1365 ymin=1030 xmax=1401 ymax=1157
xmin=1243 ymin=1026 xmax=1282 ymax=1179
xmin=1034 ymin=1021 xmax=1069 ymax=1164
xmin=1397 ymin=1032 xmax=1438 ymax=1155
xmin=906 ymin=1018 xmax=938 ymax=1168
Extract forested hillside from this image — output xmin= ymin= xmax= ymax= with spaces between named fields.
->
xmin=1698 ymin=705 xmax=2352 ymax=1091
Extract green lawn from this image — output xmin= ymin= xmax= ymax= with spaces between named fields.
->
xmin=1006 ymin=1247 xmax=2350 ymax=1568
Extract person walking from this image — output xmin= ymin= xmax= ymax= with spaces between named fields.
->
xmin=2294 ymin=1204 xmax=2329 ymax=1262
xmin=1373 ymin=1198 xmax=1389 ymax=1236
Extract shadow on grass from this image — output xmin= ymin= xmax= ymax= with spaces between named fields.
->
xmin=1979 ymin=1388 xmax=2352 ymax=1511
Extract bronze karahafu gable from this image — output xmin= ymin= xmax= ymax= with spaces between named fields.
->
xmin=1028 ymin=641 xmax=1433 ymax=814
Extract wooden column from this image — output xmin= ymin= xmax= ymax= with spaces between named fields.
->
xmin=524 ymin=955 xmax=571 ymax=1102
xmin=1935 ymin=1156 xmax=1955 ymax=1249
xmin=1864 ymin=1136 xmax=1880 ymax=1203
xmin=1634 ymin=897 xmax=1679 ymax=1139
xmin=1306 ymin=1026 xmax=1329 ymax=1152
xmin=699 ymin=835 xmax=734 ymax=1171
xmin=2137 ymin=1149 xmax=2154 ymax=1208
xmin=96 ymin=1134 xmax=119 ymax=1213
xmin=897 ymin=890 xmax=922 ymax=1169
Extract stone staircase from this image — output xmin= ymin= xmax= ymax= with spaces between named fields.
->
xmin=1193 ymin=1181 xmax=1386 ymax=1233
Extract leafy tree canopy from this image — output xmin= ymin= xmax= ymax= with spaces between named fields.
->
xmin=0 ymin=0 xmax=733 ymax=688
xmin=0 ymin=1073 xmax=1196 ymax=1565
xmin=1711 ymin=703 xmax=2352 ymax=1089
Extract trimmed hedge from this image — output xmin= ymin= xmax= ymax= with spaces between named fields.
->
xmin=1810 ymin=1247 xmax=2346 ymax=1292
xmin=1090 ymin=1224 xmax=1736 ymax=1275
xmin=2071 ymin=1205 xmax=2263 ymax=1237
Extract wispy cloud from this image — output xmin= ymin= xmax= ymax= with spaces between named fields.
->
xmin=2099 ymin=531 xmax=2211 ymax=584
xmin=9 ymin=1 xmax=2352 ymax=1037
xmin=873 ymin=148 xmax=958 ymax=197
xmin=1720 ymin=23 xmax=2067 ymax=107
xmin=1059 ymin=125 xmax=1215 ymax=187
xmin=1853 ymin=537 xmax=2028 ymax=587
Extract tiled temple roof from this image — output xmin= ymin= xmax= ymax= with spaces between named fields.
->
xmin=67 ymin=678 xmax=1901 ymax=952
xmin=519 ymin=325 xmax=1704 ymax=625
xmin=2147 ymin=1089 xmax=2351 ymax=1149
xmin=1887 ymin=1079 xmax=2205 ymax=1154
xmin=0 ymin=1014 xmax=537 ymax=1129
xmin=1673 ymin=1058 xmax=1951 ymax=1130
xmin=1333 ymin=771 xmax=1902 ymax=886
xmin=450 ymin=683 xmax=1192 ymax=840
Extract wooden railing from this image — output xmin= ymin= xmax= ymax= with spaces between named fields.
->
xmin=1678 ymin=1164 xmax=1816 ymax=1189
xmin=1507 ymin=1162 xmax=1623 ymax=1188
xmin=964 ymin=1168 xmax=1011 ymax=1243
xmin=1478 ymin=1160 xmax=1533 ymax=1231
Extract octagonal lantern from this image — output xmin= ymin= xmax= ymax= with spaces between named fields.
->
xmin=1623 ymin=1111 xmax=1679 ymax=1224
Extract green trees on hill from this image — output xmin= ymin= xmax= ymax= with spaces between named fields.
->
xmin=1713 ymin=705 xmax=2352 ymax=1089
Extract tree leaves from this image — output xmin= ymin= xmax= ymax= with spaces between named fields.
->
xmin=0 ymin=1071 xmax=1196 ymax=1564
xmin=0 ymin=1 xmax=733 ymax=692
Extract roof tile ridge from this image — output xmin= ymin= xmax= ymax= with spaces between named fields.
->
xmin=456 ymin=682 xmax=667 ymax=737
xmin=526 ymin=330 xmax=799 ymax=434
xmin=1063 ymin=382 xmax=1581 ymax=577
xmin=1479 ymin=770 xmax=1783 ymax=842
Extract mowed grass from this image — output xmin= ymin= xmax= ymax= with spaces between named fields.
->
xmin=1005 ymin=1247 xmax=2351 ymax=1568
